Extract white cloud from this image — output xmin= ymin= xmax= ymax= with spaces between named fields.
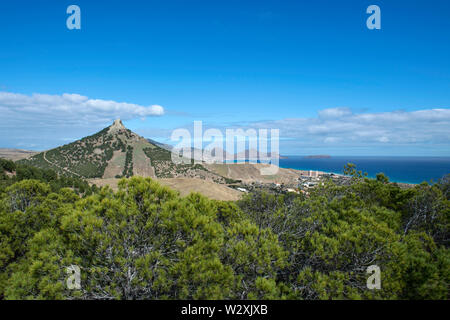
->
xmin=0 ymin=91 xmax=165 ymax=150
xmin=0 ymin=91 xmax=164 ymax=124
xmin=232 ymin=107 xmax=450 ymax=155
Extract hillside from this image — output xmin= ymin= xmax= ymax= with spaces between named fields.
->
xmin=205 ymin=162 xmax=302 ymax=186
xmin=19 ymin=119 xmax=231 ymax=183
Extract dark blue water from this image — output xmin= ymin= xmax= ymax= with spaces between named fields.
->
xmin=279 ymin=156 xmax=450 ymax=184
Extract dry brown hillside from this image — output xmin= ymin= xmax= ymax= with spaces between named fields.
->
xmin=0 ymin=148 xmax=38 ymax=161
xmin=89 ymin=177 xmax=242 ymax=201
xmin=205 ymin=163 xmax=301 ymax=186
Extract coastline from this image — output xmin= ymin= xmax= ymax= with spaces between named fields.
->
xmin=281 ymin=164 xmax=418 ymax=185
xmin=278 ymin=155 xmax=450 ymax=185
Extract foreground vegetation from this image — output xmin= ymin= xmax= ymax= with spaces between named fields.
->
xmin=0 ymin=159 xmax=448 ymax=299
xmin=0 ymin=159 xmax=96 ymax=195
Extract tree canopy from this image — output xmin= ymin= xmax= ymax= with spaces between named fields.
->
xmin=0 ymin=162 xmax=448 ymax=300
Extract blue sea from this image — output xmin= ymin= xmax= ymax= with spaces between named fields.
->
xmin=279 ymin=156 xmax=450 ymax=184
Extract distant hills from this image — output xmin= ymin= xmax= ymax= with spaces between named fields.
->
xmin=304 ymin=155 xmax=331 ymax=159
xmin=146 ymin=138 xmax=173 ymax=151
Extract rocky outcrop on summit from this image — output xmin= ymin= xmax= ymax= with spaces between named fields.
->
xmin=108 ymin=119 xmax=126 ymax=133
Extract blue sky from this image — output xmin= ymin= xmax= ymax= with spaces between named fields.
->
xmin=0 ymin=0 xmax=449 ymax=155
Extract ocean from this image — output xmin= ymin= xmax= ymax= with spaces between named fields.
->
xmin=279 ymin=156 xmax=450 ymax=184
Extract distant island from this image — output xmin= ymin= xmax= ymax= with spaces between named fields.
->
xmin=304 ymin=155 xmax=331 ymax=159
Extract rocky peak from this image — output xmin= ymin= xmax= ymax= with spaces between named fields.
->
xmin=108 ymin=119 xmax=127 ymax=134
xmin=112 ymin=119 xmax=125 ymax=129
